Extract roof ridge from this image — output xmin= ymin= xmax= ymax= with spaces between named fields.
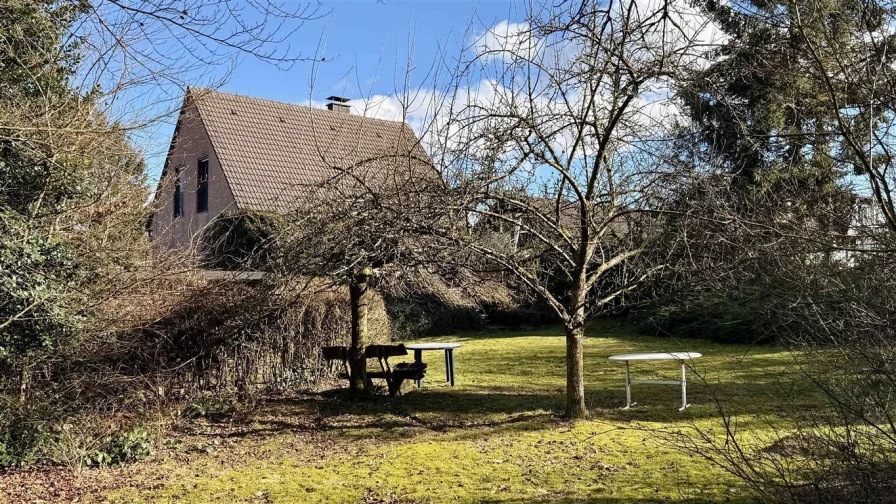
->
xmin=188 ymin=86 xmax=413 ymax=127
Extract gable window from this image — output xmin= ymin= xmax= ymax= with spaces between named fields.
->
xmin=173 ymin=166 xmax=184 ymax=218
xmin=196 ymin=158 xmax=209 ymax=213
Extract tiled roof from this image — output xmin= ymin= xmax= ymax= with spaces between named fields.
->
xmin=190 ymin=87 xmax=429 ymax=212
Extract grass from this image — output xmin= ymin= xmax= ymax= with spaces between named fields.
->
xmin=100 ymin=321 xmax=812 ymax=504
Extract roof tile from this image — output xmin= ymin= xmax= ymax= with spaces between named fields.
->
xmin=190 ymin=88 xmax=427 ymax=212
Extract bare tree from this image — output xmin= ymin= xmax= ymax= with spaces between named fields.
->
xmin=262 ymin=99 xmax=451 ymax=391
xmin=76 ymin=0 xmax=326 ymax=132
xmin=426 ymin=0 xmax=716 ymax=417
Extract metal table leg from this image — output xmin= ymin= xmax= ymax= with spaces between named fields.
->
xmin=624 ymin=360 xmax=632 ymax=409
xmin=679 ymin=363 xmax=689 ymax=412
xmin=444 ymin=350 xmax=450 ymax=383
xmin=414 ymin=349 xmax=423 ymax=388
xmin=447 ymin=349 xmax=455 ymax=386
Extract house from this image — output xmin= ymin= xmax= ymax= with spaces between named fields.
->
xmin=149 ymin=88 xmax=428 ymax=249
xmin=835 ymin=195 xmax=890 ymax=264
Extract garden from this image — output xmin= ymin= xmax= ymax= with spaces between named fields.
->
xmin=2 ymin=322 xmax=809 ymax=503
xmin=4 ymin=0 xmax=896 ymax=503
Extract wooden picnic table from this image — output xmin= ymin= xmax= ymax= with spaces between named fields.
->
xmin=321 ymin=344 xmax=427 ymax=396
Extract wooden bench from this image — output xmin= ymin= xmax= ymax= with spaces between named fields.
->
xmin=321 ymin=346 xmax=351 ymax=379
xmin=322 ymin=344 xmax=427 ymax=396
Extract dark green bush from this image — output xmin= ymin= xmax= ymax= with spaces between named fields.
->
xmin=0 ymin=214 xmax=83 ymax=363
xmin=482 ymin=299 xmax=561 ymax=329
xmin=199 ymin=211 xmax=285 ymax=271
xmin=83 ymin=426 xmax=153 ymax=467
xmin=0 ymin=407 xmax=55 ymax=468
xmin=632 ymin=291 xmax=773 ymax=344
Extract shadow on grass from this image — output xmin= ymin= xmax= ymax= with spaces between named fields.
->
xmin=452 ymin=321 xmax=787 ymax=353
xmin=217 ymin=379 xmax=795 ymax=444
xmin=193 ymin=389 xmax=558 ymax=443
xmin=304 ymin=388 xmax=560 ymax=429
xmin=398 ymin=381 xmax=797 ymax=418
xmin=477 ymin=495 xmax=758 ymax=504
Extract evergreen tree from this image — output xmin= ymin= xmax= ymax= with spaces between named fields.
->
xmin=682 ymin=0 xmax=896 ymax=218
xmin=0 ymin=1 xmax=148 ymax=370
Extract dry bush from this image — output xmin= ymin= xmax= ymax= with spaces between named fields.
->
xmin=654 ymin=177 xmax=896 ymax=503
xmin=378 ymin=267 xmax=516 ymax=339
xmin=91 ymin=272 xmax=391 ymax=398
xmin=0 ymin=255 xmax=391 ymax=467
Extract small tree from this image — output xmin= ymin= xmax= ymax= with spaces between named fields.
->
xmin=276 ymin=144 xmax=447 ymax=393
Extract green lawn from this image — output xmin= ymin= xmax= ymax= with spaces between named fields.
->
xmin=103 ymin=322 xmax=810 ymax=504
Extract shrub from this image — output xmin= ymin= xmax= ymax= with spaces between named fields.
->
xmin=482 ymin=298 xmax=561 ymax=329
xmin=199 ymin=211 xmax=285 ymax=271
xmin=128 ymin=275 xmax=391 ymax=394
xmin=380 ymin=269 xmax=548 ymax=338
xmin=385 ymin=293 xmax=484 ymax=340
xmin=0 ymin=213 xmax=83 ymax=364
xmin=0 ymin=408 xmax=54 ymax=468
xmin=0 ymin=267 xmax=393 ymax=469
xmin=83 ymin=426 xmax=153 ymax=467
xmin=632 ymin=291 xmax=773 ymax=344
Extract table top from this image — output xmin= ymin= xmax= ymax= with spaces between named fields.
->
xmin=405 ymin=343 xmax=462 ymax=350
xmin=608 ymin=352 xmax=702 ymax=361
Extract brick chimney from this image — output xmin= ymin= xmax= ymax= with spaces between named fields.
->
xmin=326 ymin=96 xmax=351 ymax=114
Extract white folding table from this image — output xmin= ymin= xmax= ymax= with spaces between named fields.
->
xmin=608 ymin=352 xmax=702 ymax=411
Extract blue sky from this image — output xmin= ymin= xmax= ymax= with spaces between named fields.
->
xmin=142 ymin=0 xmax=520 ymax=184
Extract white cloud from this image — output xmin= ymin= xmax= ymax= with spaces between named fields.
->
xmin=471 ymin=2 xmax=726 ymax=69
xmin=337 ymin=5 xmax=726 ymax=185
xmin=627 ymin=0 xmax=728 ymax=69
xmin=350 ymin=89 xmax=445 ymax=135
xmin=343 ymin=79 xmax=681 ymax=167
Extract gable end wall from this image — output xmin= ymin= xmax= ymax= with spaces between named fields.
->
xmin=150 ymin=100 xmax=237 ymax=249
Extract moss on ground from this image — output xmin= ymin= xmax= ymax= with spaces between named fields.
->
xmin=102 ymin=321 xmax=810 ymax=503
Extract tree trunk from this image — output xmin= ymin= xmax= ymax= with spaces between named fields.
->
xmin=565 ymin=319 xmax=587 ymax=419
xmin=19 ymin=358 xmax=30 ymax=404
xmin=349 ymin=267 xmax=373 ymax=393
